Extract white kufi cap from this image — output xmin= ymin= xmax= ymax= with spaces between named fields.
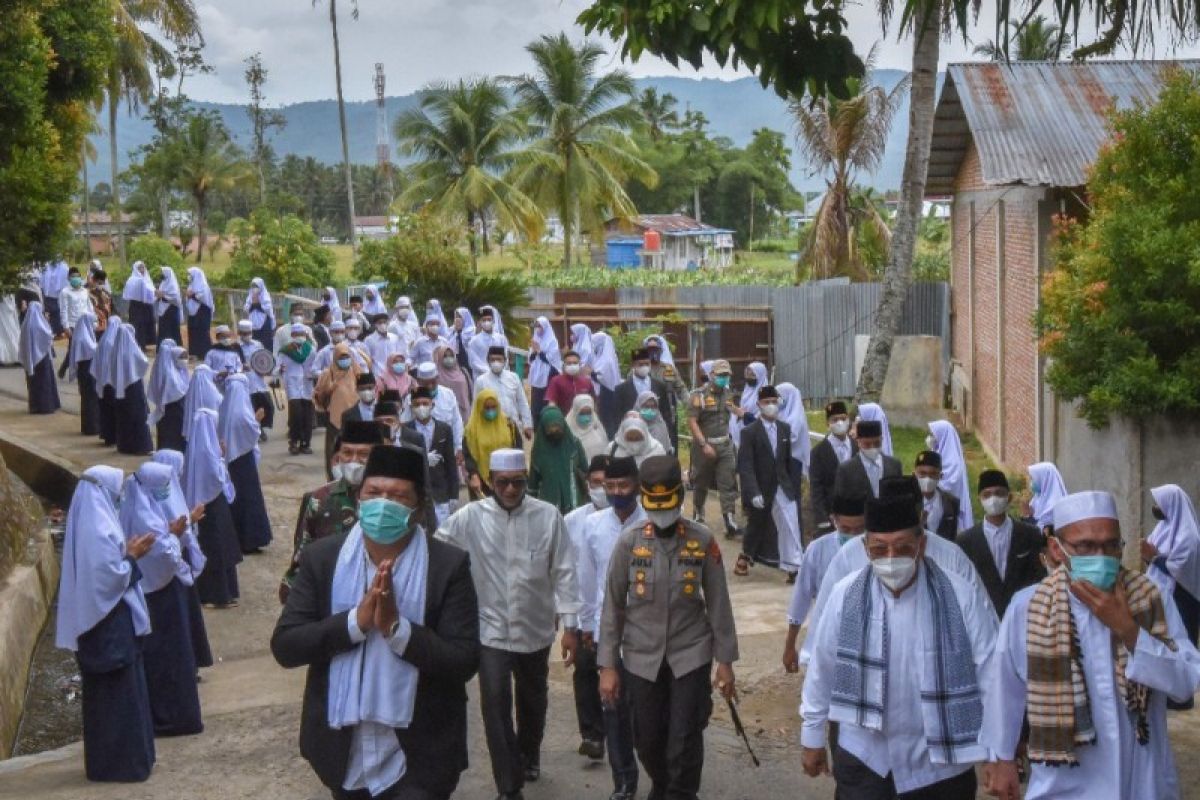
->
xmin=416 ymin=361 xmax=438 ymax=381
xmin=1053 ymin=490 xmax=1119 ymax=530
xmin=489 ymin=448 xmax=527 ymax=473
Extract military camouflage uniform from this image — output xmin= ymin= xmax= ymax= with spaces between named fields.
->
xmin=687 ymin=382 xmax=739 ymax=532
xmin=278 ymin=478 xmax=358 ymax=601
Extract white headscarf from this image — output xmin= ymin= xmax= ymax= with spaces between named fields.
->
xmin=928 ymin=420 xmax=973 ymax=529
xmin=55 ymin=465 xmax=150 ymax=651
xmin=1148 ymin=484 xmax=1200 ymax=598
xmin=424 ymin=299 xmax=448 ymax=329
xmin=324 ymin=286 xmax=343 ymax=322
xmin=152 ymin=449 xmax=206 ymax=583
xmin=777 ymin=382 xmax=811 ymax=472
xmin=570 ymin=323 xmax=594 ymax=367
xmin=148 ymin=341 xmax=190 ymax=424
xmin=611 ymin=415 xmax=667 ymax=465
xmin=856 ymin=402 xmax=893 ymax=456
xmin=566 ymin=393 xmax=609 ymax=461
xmin=243 ymin=277 xmax=273 ymax=329
xmin=119 ymin=464 xmax=183 ymax=594
xmin=67 ymin=313 xmax=98 ymax=381
xmin=739 ymin=361 xmax=769 ymax=414
xmin=391 ymin=295 xmax=419 ymax=340
xmin=217 ymin=373 xmax=261 ymax=463
xmin=184 ymin=408 xmax=233 ymax=507
xmin=156 ymin=266 xmax=182 ymax=316
xmin=186 ymin=267 xmax=214 ymax=315
xmin=111 ymin=323 xmax=149 ymax=398
xmin=1028 ymin=462 xmax=1068 ymax=528
xmin=589 ymin=332 xmax=621 ymax=391
xmin=122 ymin=261 xmax=155 ymax=304
xmin=18 ymin=300 xmax=53 ymax=376
xmin=182 ymin=365 xmax=222 ymax=438
xmin=529 ymin=315 xmax=562 ymax=388
xmin=92 ymin=314 xmax=122 ymax=389
xmin=635 ymin=390 xmax=673 ymax=454
xmin=454 ymin=307 xmax=476 ymax=340
xmin=643 ymin=334 xmax=675 ymax=366
xmin=362 ymin=285 xmax=387 ymax=316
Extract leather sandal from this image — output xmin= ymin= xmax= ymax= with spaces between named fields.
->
xmin=734 ymin=554 xmax=751 ymax=576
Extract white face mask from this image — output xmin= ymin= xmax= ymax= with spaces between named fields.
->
xmin=760 ymin=402 xmax=779 ymax=420
xmin=427 ymin=325 xmax=441 ymax=336
xmin=564 ymin=364 xmax=581 ymax=376
xmin=645 ymin=507 xmax=682 ymax=529
xmin=375 ymin=323 xmax=388 ymax=334
xmin=358 ymin=390 xmax=376 ymax=405
xmin=926 ymin=434 xmax=937 ymax=450
xmin=917 ymin=476 xmax=938 ymax=494
xmin=414 ymin=404 xmax=433 ymax=421
xmin=347 ymin=329 xmax=360 ymax=341
xmin=481 ymin=320 xmax=494 ymax=332
xmin=633 ymin=365 xmax=650 ymax=379
xmin=860 ymin=446 xmax=881 ymax=461
xmin=588 ymin=486 xmax=609 ymax=509
xmin=332 ymin=333 xmax=345 ymax=343
xmin=489 ymin=361 xmax=505 ymax=375
xmin=830 ymin=419 xmax=850 ymax=436
xmin=872 ymin=556 xmax=918 ymax=592
xmin=982 ymin=495 xmax=1010 ymax=516
xmin=398 ymin=308 xmax=410 ymax=319
xmin=331 ymin=461 xmax=366 ymax=486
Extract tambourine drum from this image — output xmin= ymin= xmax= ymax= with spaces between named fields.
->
xmin=249 ymin=348 xmax=277 ymax=376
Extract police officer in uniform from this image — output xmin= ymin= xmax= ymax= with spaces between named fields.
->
xmin=277 ymin=419 xmax=386 ymax=603
xmin=687 ymin=359 xmax=741 ymax=539
xmin=598 ymin=456 xmax=738 ymax=800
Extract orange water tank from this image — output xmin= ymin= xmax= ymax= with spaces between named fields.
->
xmin=643 ymin=229 xmax=661 ymax=252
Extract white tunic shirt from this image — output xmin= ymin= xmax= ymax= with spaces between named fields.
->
xmin=786 ymin=533 xmax=846 ymax=626
xmin=473 ymin=369 xmax=532 ymax=430
xmin=436 ymin=496 xmax=580 ymax=653
xmin=981 ymin=584 xmax=1200 ymax=800
xmin=467 ymin=331 xmax=508 ymax=376
xmin=801 ymin=566 xmax=998 ymax=793
xmin=577 ymin=505 xmax=646 ymax=638
xmin=982 ymin=516 xmax=1013 ymax=582
xmin=58 ymin=287 xmax=94 ymax=332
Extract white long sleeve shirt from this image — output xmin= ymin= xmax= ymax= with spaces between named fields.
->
xmin=800 ymin=565 xmax=998 ymax=793
xmin=400 ymin=388 xmax=462 ymax=451
xmin=800 ymin=532 xmax=991 ymax=665
xmin=436 ymin=496 xmax=580 ymax=652
xmin=58 ymin=287 xmax=94 ymax=333
xmin=473 ymin=369 xmax=532 ymax=430
xmin=467 ymin=331 xmax=508 ymax=376
xmin=786 ymin=533 xmax=846 ymax=626
xmin=981 ymin=583 xmax=1200 ymax=800
xmin=577 ymin=505 xmax=645 ymax=637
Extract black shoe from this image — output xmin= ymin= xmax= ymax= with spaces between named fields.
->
xmin=523 ymin=764 xmax=540 ymax=783
xmin=495 ymin=794 xmax=524 ymax=800
xmin=609 ymin=788 xmax=637 ymax=800
xmin=723 ymin=512 xmax=742 ymax=540
xmin=258 ymin=431 xmax=268 ymax=443
xmin=578 ymin=738 xmax=605 ymax=760
xmin=288 ymin=443 xmax=299 ymax=455
xmin=786 ymin=571 xmax=798 ymax=584
xmin=299 ymin=444 xmax=313 ymax=455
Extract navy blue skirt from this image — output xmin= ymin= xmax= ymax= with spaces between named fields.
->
xmin=228 ymin=451 xmax=273 ymax=552
xmin=183 ymin=581 xmax=213 ymax=668
xmin=142 ymin=578 xmax=203 ymax=736
xmin=26 ymin=355 xmax=61 ymax=415
xmin=194 ymin=493 xmax=242 ymax=606
xmin=128 ymin=300 xmax=157 ymax=349
xmin=115 ymin=380 xmax=154 ymax=455
xmin=156 ymin=399 xmax=186 ymax=452
xmin=157 ymin=305 xmax=182 ymax=346
xmin=187 ymin=304 xmax=213 ymax=359
xmin=77 ymin=358 xmax=100 ymax=435
xmin=99 ymin=384 xmax=116 ymax=445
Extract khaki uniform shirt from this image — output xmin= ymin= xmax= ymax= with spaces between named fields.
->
xmin=599 ymin=518 xmax=738 ymax=682
xmin=651 ymin=362 xmax=690 ymax=406
xmin=688 ymin=384 xmax=734 ymax=441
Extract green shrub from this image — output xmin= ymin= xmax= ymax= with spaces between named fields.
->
xmin=223 ymin=209 xmax=335 ymax=292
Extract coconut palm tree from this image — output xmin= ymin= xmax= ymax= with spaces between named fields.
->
xmin=105 ymin=0 xmax=201 ymax=268
xmin=312 ymin=0 xmax=359 ymax=254
xmin=507 ymin=33 xmax=657 ymax=269
xmin=174 ymin=113 xmax=251 ymax=262
xmin=394 ymin=78 xmax=541 ymax=271
xmin=974 ymin=15 xmax=1070 ymax=60
xmin=792 ymin=52 xmax=908 ymax=281
xmin=637 ymin=88 xmax=679 ymax=141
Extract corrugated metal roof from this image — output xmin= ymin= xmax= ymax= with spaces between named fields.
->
xmin=634 ymin=214 xmax=732 ymax=235
xmin=927 ymin=60 xmax=1199 ymax=194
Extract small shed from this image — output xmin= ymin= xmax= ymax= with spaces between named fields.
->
xmin=604 ymin=214 xmax=734 ymax=271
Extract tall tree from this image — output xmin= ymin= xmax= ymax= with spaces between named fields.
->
xmin=636 ymin=88 xmax=679 ymax=141
xmin=174 ymin=111 xmax=250 ymax=262
xmin=244 ymin=52 xmax=286 ymax=206
xmin=973 ymin=15 xmax=1070 ymax=60
xmin=508 ymin=34 xmax=657 ymax=269
xmin=394 ymin=78 xmax=540 ymax=271
xmin=792 ymin=56 xmax=907 ymax=281
xmin=313 ymin=0 xmax=359 ymax=255
xmin=105 ymin=0 xmax=201 ymax=267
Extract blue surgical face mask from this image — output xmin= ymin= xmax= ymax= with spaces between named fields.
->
xmin=336 ymin=356 xmax=352 ymax=370
xmin=359 ymin=497 xmax=416 ymax=544
xmin=576 ymin=413 xmax=594 ymax=427
xmin=391 ymin=362 xmax=407 ymax=375
xmin=714 ymin=375 xmax=730 ymax=389
xmin=639 ymin=408 xmax=658 ymax=423
xmin=1069 ymin=555 xmax=1120 ymax=592
xmin=1031 ymin=480 xmax=1041 ymax=494
xmin=151 ymin=486 xmax=172 ymax=502
xmin=838 ymin=533 xmax=853 ymax=546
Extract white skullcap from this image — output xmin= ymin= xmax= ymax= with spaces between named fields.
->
xmin=345 ymin=317 xmax=362 ymax=328
xmin=416 ymin=361 xmax=438 ymax=381
xmin=1053 ymin=490 xmax=1119 ymax=530
xmin=330 ymin=320 xmax=346 ymax=331
xmin=290 ymin=323 xmax=306 ymax=335
xmin=214 ymin=324 xmax=231 ymax=335
xmin=489 ymin=448 xmax=527 ymax=473
xmin=236 ymin=319 xmax=252 ymax=331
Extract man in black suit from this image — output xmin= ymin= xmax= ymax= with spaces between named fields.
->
xmin=404 ymin=386 xmax=459 ymax=528
xmin=612 ymin=348 xmax=675 ymax=448
xmin=956 ymin=469 xmax=1046 ymax=619
xmin=833 ymin=419 xmax=901 ymax=505
xmin=271 ymin=445 xmax=480 ymax=800
xmin=735 ymin=385 xmax=803 ymax=580
xmin=913 ymin=450 xmax=962 ymax=541
xmin=808 ymin=401 xmax=856 ymax=536
xmin=370 ymin=398 xmax=427 ymax=453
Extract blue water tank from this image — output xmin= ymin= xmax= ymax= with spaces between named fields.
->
xmin=606 ymin=238 xmax=642 ymax=269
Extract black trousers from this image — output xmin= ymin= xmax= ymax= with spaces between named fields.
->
xmin=250 ymin=390 xmax=274 ymax=429
xmin=573 ymin=639 xmax=605 ymax=744
xmin=831 ymin=745 xmax=976 ymax=800
xmin=478 ymin=645 xmax=550 ymax=795
xmin=604 ymin=661 xmax=640 ymax=792
xmin=287 ymin=398 xmax=314 ymax=446
xmin=1169 ymin=582 xmax=1199 ymax=710
xmin=330 ymin=775 xmax=446 ymax=800
xmin=741 ymin=504 xmax=781 ymax=568
xmin=626 ymin=661 xmax=712 ymax=800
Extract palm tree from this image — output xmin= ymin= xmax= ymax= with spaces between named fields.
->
xmin=174 ymin=113 xmax=250 ymax=262
xmin=394 ymin=78 xmax=541 ymax=271
xmin=792 ymin=52 xmax=908 ymax=281
xmin=508 ymin=33 xmax=657 ymax=269
xmin=312 ymin=0 xmax=359 ymax=255
xmin=974 ymin=15 xmax=1070 ymax=60
xmin=637 ymin=88 xmax=679 ymax=141
xmin=106 ymin=0 xmax=201 ymax=267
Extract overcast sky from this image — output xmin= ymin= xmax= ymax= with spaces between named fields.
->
xmin=184 ymin=0 xmax=1200 ymax=105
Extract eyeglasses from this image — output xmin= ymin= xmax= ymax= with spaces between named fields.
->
xmin=493 ymin=477 xmax=527 ymax=490
xmin=1056 ymin=537 xmax=1124 ymax=557
xmin=865 ymin=542 xmax=920 ymax=559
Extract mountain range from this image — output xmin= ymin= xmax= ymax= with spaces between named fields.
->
xmin=88 ymin=71 xmax=919 ymax=197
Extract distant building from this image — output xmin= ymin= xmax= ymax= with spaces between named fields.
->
xmin=926 ymin=59 xmax=1197 ymax=470
xmin=353 ymin=215 xmax=399 ymax=240
xmin=604 ymin=214 xmax=735 ymax=271
xmin=72 ymin=212 xmax=136 ymax=256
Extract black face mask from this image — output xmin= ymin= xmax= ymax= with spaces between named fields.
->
xmin=1153 ymin=507 xmax=1167 ymax=521
xmin=745 ymin=378 xmax=759 ymax=387
xmin=607 ymin=492 xmax=637 ymax=512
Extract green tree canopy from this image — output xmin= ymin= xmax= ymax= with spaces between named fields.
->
xmin=224 ymin=208 xmax=335 ymax=289
xmin=1037 ymin=68 xmax=1200 ymax=426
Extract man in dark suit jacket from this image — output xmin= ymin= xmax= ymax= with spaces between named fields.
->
xmin=956 ymin=469 xmax=1046 ymax=619
xmin=271 ymin=445 xmax=480 ymax=800
xmin=808 ymin=400 xmax=856 ymax=535
xmin=913 ymin=450 xmax=962 ymax=541
xmin=404 ymin=386 xmax=459 ymax=524
xmin=735 ymin=385 xmax=802 ymax=577
xmin=612 ymin=347 xmax=676 ymax=449
xmin=832 ymin=418 xmax=901 ymax=504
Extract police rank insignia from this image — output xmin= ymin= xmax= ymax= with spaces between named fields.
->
xmin=635 ymin=583 xmax=647 ymax=596
xmin=632 ymin=545 xmax=653 ymax=559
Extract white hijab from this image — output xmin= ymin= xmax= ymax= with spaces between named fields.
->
xmin=390 ymin=296 xmax=419 ymax=339
xmin=184 ymin=408 xmax=234 ymax=507
xmin=567 ymin=393 xmax=609 ymax=461
xmin=529 ymin=316 xmax=562 ymax=388
xmin=156 ymin=266 xmax=182 ymax=315
xmin=119 ymin=464 xmax=183 ymax=594
xmin=425 ymin=299 xmax=448 ymax=329
xmin=739 ymin=361 xmax=769 ymax=414
xmin=182 ymin=364 xmax=222 ymax=438
xmin=856 ymin=402 xmax=893 ymax=457
xmin=1148 ymin=484 xmax=1200 ymax=597
xmin=55 ymin=466 xmax=150 ymax=651
xmin=589 ymin=332 xmax=621 ymax=391
xmin=67 ymin=313 xmax=98 ymax=381
xmin=1028 ymin=462 xmax=1069 ymax=528
xmin=363 ymin=285 xmax=388 ymax=316
xmin=324 ymin=286 xmax=343 ymax=322
xmin=148 ymin=341 xmax=190 ymax=424
xmin=92 ymin=314 xmax=122 ymax=389
xmin=611 ymin=415 xmax=667 ymax=465
xmin=644 ymin=334 xmax=675 ymax=366
xmin=244 ymin=277 xmax=273 ymax=328
xmin=928 ymin=420 xmax=973 ymax=529
xmin=152 ymin=449 xmax=206 ymax=583
xmin=122 ymin=261 xmax=155 ymax=304
xmin=777 ymin=382 xmax=811 ymax=472
xmin=635 ymin=390 xmax=673 ymax=455
xmin=570 ymin=323 xmax=594 ymax=366
xmin=111 ymin=323 xmax=149 ymax=398
xmin=217 ymin=373 xmax=261 ymax=463
xmin=18 ymin=300 xmax=53 ymax=375
xmin=186 ymin=267 xmax=214 ymax=314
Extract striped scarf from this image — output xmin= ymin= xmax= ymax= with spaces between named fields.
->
xmin=1026 ymin=566 xmax=1176 ymax=765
